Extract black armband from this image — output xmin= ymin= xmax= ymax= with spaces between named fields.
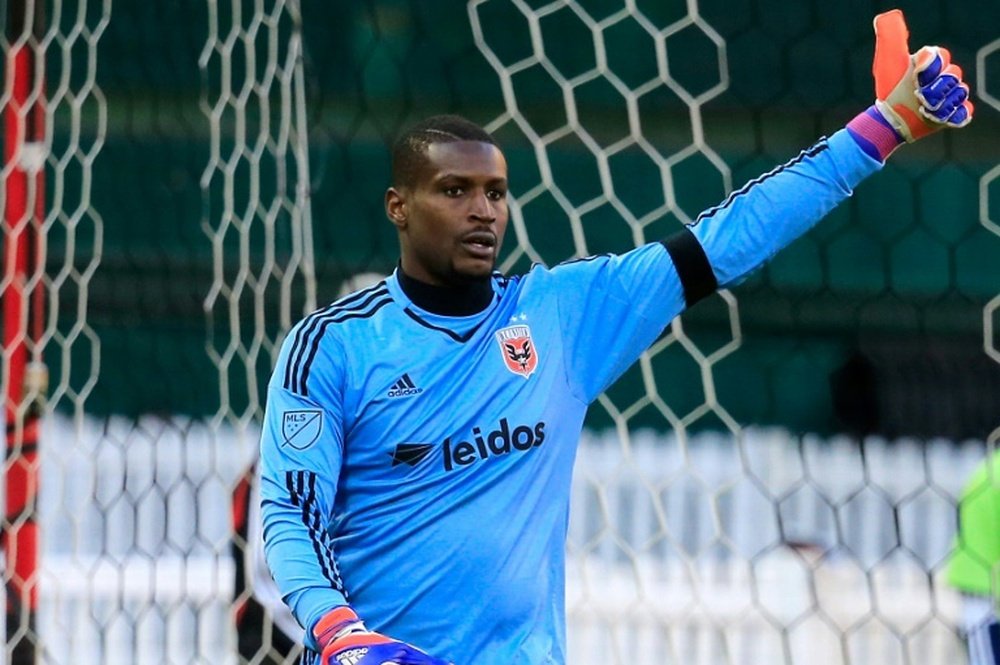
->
xmin=661 ymin=228 xmax=717 ymax=307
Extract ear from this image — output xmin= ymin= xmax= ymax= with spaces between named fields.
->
xmin=385 ymin=187 xmax=407 ymax=229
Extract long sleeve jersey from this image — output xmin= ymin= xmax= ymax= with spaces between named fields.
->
xmin=259 ymin=128 xmax=881 ymax=664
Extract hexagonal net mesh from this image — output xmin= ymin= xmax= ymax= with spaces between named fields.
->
xmin=1 ymin=1 xmax=107 ymax=663
xmin=465 ymin=3 xmax=998 ymax=665
xmin=1 ymin=1 xmax=997 ymax=664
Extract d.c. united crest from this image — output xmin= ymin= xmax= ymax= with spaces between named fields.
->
xmin=495 ymin=324 xmax=538 ymax=378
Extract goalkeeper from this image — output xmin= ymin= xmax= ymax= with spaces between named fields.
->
xmin=259 ymin=10 xmax=973 ymax=665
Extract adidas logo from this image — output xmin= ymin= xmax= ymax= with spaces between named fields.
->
xmin=335 ymin=647 xmax=369 ymax=665
xmin=387 ymin=373 xmax=423 ymax=398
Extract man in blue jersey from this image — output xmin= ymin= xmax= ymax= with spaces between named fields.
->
xmin=259 ymin=11 xmax=973 ymax=665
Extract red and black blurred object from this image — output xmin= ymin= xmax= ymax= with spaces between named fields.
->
xmin=232 ymin=465 xmax=296 ymax=663
xmin=3 ymin=1 xmax=47 ymax=663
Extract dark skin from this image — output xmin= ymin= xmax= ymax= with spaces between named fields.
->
xmin=385 ymin=140 xmax=510 ymax=287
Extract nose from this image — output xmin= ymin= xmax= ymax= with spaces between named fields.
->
xmin=469 ymin=190 xmax=495 ymax=223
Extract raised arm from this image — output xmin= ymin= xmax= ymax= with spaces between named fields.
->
xmin=553 ymin=10 xmax=974 ymax=404
xmin=672 ymin=8 xmax=972 ymax=300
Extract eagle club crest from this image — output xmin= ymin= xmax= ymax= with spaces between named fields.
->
xmin=495 ymin=324 xmax=538 ymax=378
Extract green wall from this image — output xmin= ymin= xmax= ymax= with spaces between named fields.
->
xmin=39 ymin=0 xmax=1000 ymax=437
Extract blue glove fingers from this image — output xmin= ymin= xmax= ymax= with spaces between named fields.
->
xmin=923 ymin=83 xmax=969 ymax=124
xmin=942 ymin=85 xmax=971 ymax=125
xmin=946 ymin=100 xmax=971 ymax=127
xmin=359 ymin=642 xmax=453 ymax=665
xmin=919 ymin=72 xmax=960 ymax=110
xmin=916 ymin=54 xmax=942 ymax=87
xmin=914 ymin=50 xmax=970 ymax=126
xmin=914 ymin=47 xmax=945 ymax=87
xmin=910 ymin=45 xmax=974 ymax=130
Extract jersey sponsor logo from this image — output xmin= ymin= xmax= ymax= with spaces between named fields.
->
xmin=387 ymin=372 xmax=423 ymax=398
xmin=495 ymin=324 xmax=538 ymax=378
xmin=443 ymin=418 xmax=546 ymax=471
xmin=281 ymin=410 xmax=322 ymax=449
xmin=389 ymin=418 xmax=547 ymax=473
xmin=388 ymin=442 xmax=436 ymax=467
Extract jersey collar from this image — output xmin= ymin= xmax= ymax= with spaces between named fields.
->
xmin=396 ymin=264 xmax=495 ymax=316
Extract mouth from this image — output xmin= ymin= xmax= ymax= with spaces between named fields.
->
xmin=460 ymin=231 xmax=497 ymax=259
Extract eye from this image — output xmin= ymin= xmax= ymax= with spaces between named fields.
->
xmin=444 ymin=186 xmax=464 ymax=197
xmin=487 ymin=188 xmax=507 ymax=201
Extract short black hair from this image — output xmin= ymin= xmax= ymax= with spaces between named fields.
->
xmin=391 ymin=114 xmax=499 ymax=188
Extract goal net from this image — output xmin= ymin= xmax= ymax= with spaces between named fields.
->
xmin=2 ymin=1 xmax=997 ymax=664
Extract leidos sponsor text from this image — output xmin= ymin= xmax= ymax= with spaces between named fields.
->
xmin=443 ymin=418 xmax=546 ymax=471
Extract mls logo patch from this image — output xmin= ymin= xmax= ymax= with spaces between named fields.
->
xmin=495 ymin=324 xmax=538 ymax=378
xmin=282 ymin=410 xmax=322 ymax=450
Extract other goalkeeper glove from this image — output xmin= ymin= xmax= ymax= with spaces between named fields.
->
xmin=848 ymin=9 xmax=974 ymax=161
xmin=872 ymin=8 xmax=973 ymax=141
xmin=313 ymin=606 xmax=453 ymax=665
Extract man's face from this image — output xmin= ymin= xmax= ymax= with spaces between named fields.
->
xmin=387 ymin=140 xmax=509 ymax=286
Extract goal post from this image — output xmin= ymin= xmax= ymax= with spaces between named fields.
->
xmin=3 ymin=1 xmax=48 ymax=662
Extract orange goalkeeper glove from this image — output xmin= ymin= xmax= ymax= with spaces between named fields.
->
xmin=848 ymin=9 xmax=973 ymax=161
xmin=873 ymin=8 xmax=973 ymax=140
xmin=313 ymin=606 xmax=453 ymax=665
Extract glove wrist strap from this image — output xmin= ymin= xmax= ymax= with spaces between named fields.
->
xmin=313 ymin=605 xmax=368 ymax=649
xmin=847 ymin=105 xmax=905 ymax=161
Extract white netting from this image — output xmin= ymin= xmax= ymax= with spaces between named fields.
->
xmin=981 ymin=37 xmax=1000 ymax=386
xmin=8 ymin=1 xmax=315 ymax=663
xmin=200 ymin=0 xmax=315 ymax=662
xmin=33 ymin=417 xmax=988 ymax=665
xmin=467 ymin=2 xmax=993 ymax=664
xmin=1 ymin=0 xmax=106 ymax=662
xmin=201 ymin=0 xmax=316 ymax=429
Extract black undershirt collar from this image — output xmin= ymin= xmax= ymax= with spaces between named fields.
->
xmin=397 ymin=265 xmax=495 ymax=316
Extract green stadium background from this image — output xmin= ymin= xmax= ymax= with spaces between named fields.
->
xmin=59 ymin=0 xmax=999 ymax=439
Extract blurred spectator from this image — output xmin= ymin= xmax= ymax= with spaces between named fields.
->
xmin=946 ymin=448 xmax=1000 ymax=665
xmin=232 ymin=463 xmax=304 ymax=663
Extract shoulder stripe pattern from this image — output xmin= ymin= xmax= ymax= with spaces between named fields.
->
xmin=285 ymin=470 xmax=347 ymax=596
xmin=283 ymin=282 xmax=391 ymax=396
xmin=492 ymin=271 xmax=521 ymax=292
xmin=692 ymin=140 xmax=829 ymax=225
xmin=555 ymin=253 xmax=612 ymax=268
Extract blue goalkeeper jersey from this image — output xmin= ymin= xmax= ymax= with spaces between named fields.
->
xmin=259 ymin=129 xmax=880 ymax=664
